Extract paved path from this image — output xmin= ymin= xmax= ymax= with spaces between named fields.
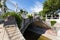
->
xmin=5 ymin=25 xmax=25 ymax=40
xmin=0 ymin=23 xmax=25 ymax=40
xmin=42 ymin=29 xmax=60 ymax=40
xmin=0 ymin=24 xmax=10 ymax=40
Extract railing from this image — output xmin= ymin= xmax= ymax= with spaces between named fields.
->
xmin=21 ymin=19 xmax=33 ymax=33
xmin=21 ymin=17 xmax=41 ymax=34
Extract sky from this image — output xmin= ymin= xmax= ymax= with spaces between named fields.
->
xmin=6 ymin=0 xmax=44 ymax=13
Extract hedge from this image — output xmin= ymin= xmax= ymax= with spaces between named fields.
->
xmin=28 ymin=15 xmax=33 ymax=19
xmin=50 ymin=21 xmax=56 ymax=26
xmin=0 ymin=3 xmax=2 ymax=8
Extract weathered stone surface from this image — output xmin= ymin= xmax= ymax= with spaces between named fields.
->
xmin=0 ymin=16 xmax=25 ymax=40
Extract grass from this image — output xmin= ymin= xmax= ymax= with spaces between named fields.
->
xmin=38 ymin=36 xmax=51 ymax=40
xmin=50 ymin=21 xmax=56 ymax=26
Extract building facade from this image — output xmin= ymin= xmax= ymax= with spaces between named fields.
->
xmin=46 ymin=9 xmax=60 ymax=22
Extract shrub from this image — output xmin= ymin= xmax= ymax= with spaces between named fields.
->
xmin=0 ymin=3 xmax=2 ymax=8
xmin=42 ymin=17 xmax=46 ymax=21
xmin=2 ymin=12 xmax=22 ymax=29
xmin=50 ymin=21 xmax=56 ymax=26
xmin=28 ymin=15 xmax=33 ymax=19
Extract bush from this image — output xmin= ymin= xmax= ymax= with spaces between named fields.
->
xmin=0 ymin=3 xmax=2 ymax=8
xmin=28 ymin=15 xmax=33 ymax=19
xmin=42 ymin=17 xmax=46 ymax=21
xmin=50 ymin=21 xmax=56 ymax=26
xmin=2 ymin=12 xmax=22 ymax=29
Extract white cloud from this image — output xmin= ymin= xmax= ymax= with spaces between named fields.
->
xmin=30 ymin=1 xmax=43 ymax=12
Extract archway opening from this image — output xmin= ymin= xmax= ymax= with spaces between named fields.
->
xmin=23 ymin=22 xmax=50 ymax=40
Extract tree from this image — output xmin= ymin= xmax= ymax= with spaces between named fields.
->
xmin=19 ymin=9 xmax=28 ymax=15
xmin=28 ymin=14 xmax=33 ymax=19
xmin=19 ymin=9 xmax=24 ymax=14
xmin=39 ymin=11 xmax=46 ymax=16
xmin=43 ymin=0 xmax=60 ymax=15
xmin=28 ymin=14 xmax=33 ymax=22
xmin=0 ymin=3 xmax=2 ymax=8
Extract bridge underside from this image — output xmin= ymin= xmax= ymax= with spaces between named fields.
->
xmin=23 ymin=21 xmax=51 ymax=40
xmin=33 ymin=21 xmax=51 ymax=29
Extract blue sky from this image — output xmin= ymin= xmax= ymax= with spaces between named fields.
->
xmin=6 ymin=0 xmax=44 ymax=12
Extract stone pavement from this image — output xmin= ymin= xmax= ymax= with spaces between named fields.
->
xmin=0 ymin=24 xmax=10 ymax=40
xmin=42 ymin=29 xmax=60 ymax=40
xmin=0 ymin=24 xmax=25 ymax=40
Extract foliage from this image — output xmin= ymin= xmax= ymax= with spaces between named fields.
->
xmin=39 ymin=11 xmax=46 ymax=17
xmin=42 ymin=17 xmax=46 ymax=21
xmin=19 ymin=9 xmax=28 ymax=15
xmin=19 ymin=9 xmax=24 ymax=14
xmin=28 ymin=14 xmax=33 ymax=19
xmin=2 ymin=12 xmax=22 ymax=29
xmin=0 ymin=15 xmax=3 ymax=19
xmin=50 ymin=21 xmax=56 ymax=26
xmin=43 ymin=0 xmax=60 ymax=15
xmin=0 ymin=3 xmax=2 ymax=8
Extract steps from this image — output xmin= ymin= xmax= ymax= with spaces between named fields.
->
xmin=5 ymin=25 xmax=25 ymax=40
xmin=0 ymin=24 xmax=5 ymax=40
xmin=0 ymin=24 xmax=10 ymax=40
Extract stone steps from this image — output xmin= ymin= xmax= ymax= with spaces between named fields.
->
xmin=5 ymin=25 xmax=25 ymax=40
xmin=0 ymin=24 xmax=10 ymax=40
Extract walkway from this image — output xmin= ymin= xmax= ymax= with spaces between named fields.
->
xmin=0 ymin=24 xmax=10 ymax=40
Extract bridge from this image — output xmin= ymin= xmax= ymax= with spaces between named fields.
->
xmin=0 ymin=15 xmax=60 ymax=40
xmin=20 ymin=16 xmax=51 ymax=34
xmin=20 ymin=16 xmax=60 ymax=40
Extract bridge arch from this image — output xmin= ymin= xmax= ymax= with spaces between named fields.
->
xmin=21 ymin=19 xmax=51 ymax=34
xmin=23 ymin=21 xmax=51 ymax=40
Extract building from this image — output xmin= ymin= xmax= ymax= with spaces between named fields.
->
xmin=46 ymin=9 xmax=60 ymax=37
xmin=46 ymin=9 xmax=60 ymax=22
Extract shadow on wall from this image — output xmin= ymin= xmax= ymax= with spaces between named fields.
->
xmin=23 ymin=23 xmax=50 ymax=40
xmin=0 ymin=19 xmax=4 ymax=24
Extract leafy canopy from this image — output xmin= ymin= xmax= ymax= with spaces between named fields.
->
xmin=41 ymin=0 xmax=60 ymax=15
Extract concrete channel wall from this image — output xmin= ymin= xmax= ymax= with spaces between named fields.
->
xmin=0 ymin=16 xmax=25 ymax=40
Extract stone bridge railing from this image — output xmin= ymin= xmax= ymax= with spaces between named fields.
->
xmin=20 ymin=17 xmax=40 ymax=34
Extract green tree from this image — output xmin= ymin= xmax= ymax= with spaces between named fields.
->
xmin=19 ymin=9 xmax=28 ymax=15
xmin=28 ymin=14 xmax=33 ymax=22
xmin=0 ymin=3 xmax=2 ymax=8
xmin=19 ymin=9 xmax=24 ymax=14
xmin=28 ymin=14 xmax=33 ymax=19
xmin=39 ymin=11 xmax=46 ymax=16
xmin=43 ymin=0 xmax=60 ymax=14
